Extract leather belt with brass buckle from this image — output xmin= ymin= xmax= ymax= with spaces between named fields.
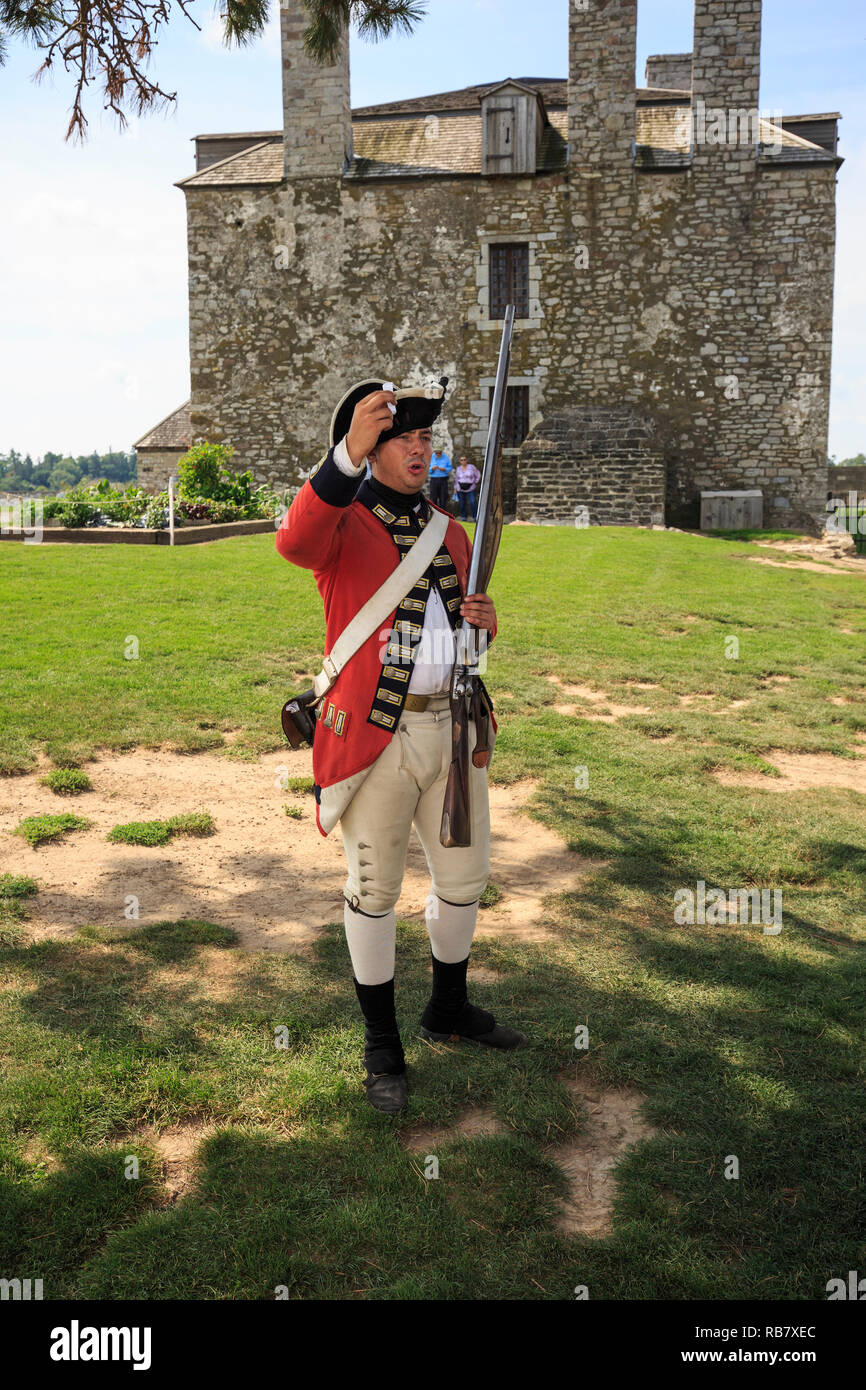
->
xmin=403 ymin=691 xmax=450 ymax=712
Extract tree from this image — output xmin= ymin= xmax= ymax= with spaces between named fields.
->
xmin=48 ymin=457 xmax=82 ymax=491
xmin=1 ymin=0 xmax=426 ymax=141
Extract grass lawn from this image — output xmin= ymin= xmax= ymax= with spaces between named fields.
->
xmin=1 ymin=525 xmax=865 ymax=1300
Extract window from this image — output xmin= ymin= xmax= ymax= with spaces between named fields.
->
xmin=489 ymin=243 xmax=529 ymax=319
xmin=489 ymin=385 xmax=530 ymax=450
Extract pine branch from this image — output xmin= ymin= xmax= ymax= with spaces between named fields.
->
xmin=302 ymin=0 xmax=426 ymax=64
xmin=4 ymin=0 xmax=428 ymax=138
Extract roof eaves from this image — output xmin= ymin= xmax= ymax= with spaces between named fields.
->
xmin=190 ymin=130 xmax=281 ymax=141
xmin=780 ymin=112 xmax=842 ymax=123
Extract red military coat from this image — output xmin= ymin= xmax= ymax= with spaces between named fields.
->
xmin=275 ymin=448 xmax=498 ymax=837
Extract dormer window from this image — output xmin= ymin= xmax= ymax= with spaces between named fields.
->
xmin=481 ymin=80 xmax=546 ymax=176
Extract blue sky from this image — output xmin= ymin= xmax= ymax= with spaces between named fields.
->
xmin=1 ymin=0 xmax=863 ymax=460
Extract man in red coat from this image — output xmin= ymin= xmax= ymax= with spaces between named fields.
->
xmin=276 ymin=377 xmax=527 ymax=1114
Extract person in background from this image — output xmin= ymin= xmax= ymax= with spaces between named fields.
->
xmin=428 ymin=445 xmax=452 ymax=510
xmin=454 ymin=455 xmax=481 ymax=521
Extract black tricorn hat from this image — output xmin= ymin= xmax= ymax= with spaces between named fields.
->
xmin=329 ymin=376 xmax=449 ymax=450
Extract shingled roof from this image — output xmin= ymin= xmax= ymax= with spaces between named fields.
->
xmin=134 ymin=401 xmax=191 ymax=451
xmin=178 ymin=78 xmax=838 ymax=188
xmin=352 ymin=78 xmax=568 ymax=116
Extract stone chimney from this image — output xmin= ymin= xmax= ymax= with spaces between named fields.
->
xmin=644 ymin=53 xmax=692 ymax=91
xmin=281 ymin=0 xmax=353 ymax=179
xmin=567 ymin=0 xmax=637 ymax=170
xmin=691 ymin=0 xmax=761 ymax=124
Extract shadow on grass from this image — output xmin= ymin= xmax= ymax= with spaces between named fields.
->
xmin=2 ymin=875 xmax=864 ymax=1299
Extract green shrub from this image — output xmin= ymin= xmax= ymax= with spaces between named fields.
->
xmin=175 ymin=442 xmax=281 ymax=521
xmin=39 ymin=768 xmax=93 ymax=795
xmin=46 ymin=452 xmax=280 ymax=528
xmin=204 ymin=499 xmax=242 ymax=523
xmin=177 ymin=442 xmax=236 ymax=502
xmin=58 ymin=499 xmax=98 ymax=528
xmin=14 ymin=813 xmax=90 ymax=848
xmin=49 ymin=478 xmax=151 ymax=528
xmin=144 ymin=494 xmax=169 ymax=530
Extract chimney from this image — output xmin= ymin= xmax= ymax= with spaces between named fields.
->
xmin=691 ymin=0 xmax=761 ymax=123
xmin=281 ymin=1 xmax=353 ymax=179
xmin=568 ymin=0 xmax=637 ymax=171
xmin=644 ymin=54 xmax=692 ymax=91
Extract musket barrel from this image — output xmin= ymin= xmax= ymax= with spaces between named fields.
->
xmin=454 ymin=304 xmax=514 ymax=671
xmin=466 ymin=303 xmax=514 ymax=600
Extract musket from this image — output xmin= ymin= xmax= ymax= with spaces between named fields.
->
xmin=440 ymin=304 xmax=515 ymax=848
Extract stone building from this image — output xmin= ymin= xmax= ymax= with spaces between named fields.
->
xmin=143 ymin=0 xmax=842 ymax=530
xmin=133 ymin=401 xmax=191 ymax=492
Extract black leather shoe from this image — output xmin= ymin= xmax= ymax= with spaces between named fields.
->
xmin=420 ymin=1021 xmax=528 ymax=1050
xmin=420 ymin=1002 xmax=528 ymax=1050
xmin=363 ymin=1068 xmax=409 ymax=1115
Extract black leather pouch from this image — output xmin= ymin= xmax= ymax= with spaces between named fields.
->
xmin=281 ymin=689 xmax=320 ymax=750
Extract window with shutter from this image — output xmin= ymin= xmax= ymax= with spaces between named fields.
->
xmin=489 ymin=385 xmax=530 ymax=449
xmin=489 ymin=244 xmax=529 ymax=319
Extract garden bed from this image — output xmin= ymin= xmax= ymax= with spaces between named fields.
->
xmin=1 ymin=518 xmax=277 ymax=545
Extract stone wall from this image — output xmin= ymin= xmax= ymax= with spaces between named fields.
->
xmin=182 ymin=0 xmax=838 ymax=534
xmin=137 ymin=450 xmax=186 ymax=493
xmin=828 ymin=466 xmax=866 ymax=496
xmin=517 ymin=407 xmax=665 ymax=525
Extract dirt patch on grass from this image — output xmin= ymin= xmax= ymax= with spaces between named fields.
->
xmin=402 ymin=1107 xmax=506 ymax=1155
xmin=550 ymin=1070 xmax=658 ymax=1237
xmin=21 ymin=1136 xmax=61 ymax=1172
xmin=748 ymin=556 xmax=864 ymax=575
xmin=713 ymin=741 xmax=866 ymax=794
xmin=127 ymin=1120 xmax=216 ymax=1204
xmin=0 ymin=754 xmax=593 ymax=952
xmin=546 ymin=675 xmax=650 ymax=722
xmin=750 ymin=535 xmax=865 ymax=573
xmin=466 ymin=965 xmax=501 ymax=985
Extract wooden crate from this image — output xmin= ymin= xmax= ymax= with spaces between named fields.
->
xmin=700 ymin=490 xmax=763 ymax=530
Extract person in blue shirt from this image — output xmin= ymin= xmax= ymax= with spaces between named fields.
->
xmin=428 ymin=446 xmax=452 ymax=510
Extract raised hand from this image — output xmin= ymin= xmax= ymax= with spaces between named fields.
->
xmin=346 ymin=390 xmax=397 ymax=465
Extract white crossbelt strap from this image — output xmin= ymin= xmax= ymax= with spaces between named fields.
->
xmin=312 ymin=506 xmax=450 ymax=701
